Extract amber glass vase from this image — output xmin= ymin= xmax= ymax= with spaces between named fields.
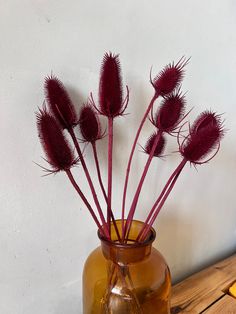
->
xmin=83 ymin=220 xmax=171 ymax=314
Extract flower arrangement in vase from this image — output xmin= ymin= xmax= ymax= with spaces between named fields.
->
xmin=36 ymin=52 xmax=224 ymax=314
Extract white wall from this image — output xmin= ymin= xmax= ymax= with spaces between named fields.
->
xmin=1 ymin=0 xmax=236 ymax=313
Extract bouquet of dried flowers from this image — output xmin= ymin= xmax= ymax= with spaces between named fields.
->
xmin=36 ymin=52 xmax=224 ymax=243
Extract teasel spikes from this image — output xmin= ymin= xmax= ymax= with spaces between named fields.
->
xmin=124 ymin=130 xmax=164 ymax=240
xmin=79 ymin=103 xmax=121 ymax=240
xmin=124 ymin=92 xmax=184 ymax=238
xmin=79 ymin=104 xmax=104 ymax=143
xmin=151 ymin=90 xmax=186 ymax=134
xmin=121 ymin=59 xmax=189 ymax=235
xmin=151 ymin=57 xmax=189 ymax=97
xmin=44 ymin=76 xmax=109 ymax=236
xmin=37 ymin=107 xmax=110 ymax=238
xmin=92 ymin=52 xmax=129 ymax=235
xmin=96 ymin=52 xmax=129 ymax=118
xmin=36 ymin=106 xmax=77 ymax=173
xmin=79 ymin=103 xmax=107 ymax=201
xmin=192 ymin=110 xmax=220 ymax=133
xmin=44 ymin=75 xmax=77 ymax=130
xmin=144 ymin=132 xmax=165 ymax=157
xmin=137 ymin=111 xmax=224 ymax=241
xmin=180 ymin=111 xmax=224 ymax=164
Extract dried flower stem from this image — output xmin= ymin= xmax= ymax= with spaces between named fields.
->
xmin=92 ymin=142 xmax=121 ymax=241
xmin=68 ymin=128 xmax=109 ymax=237
xmin=107 ymin=117 xmax=114 ymax=235
xmin=66 ymin=169 xmax=108 ymax=238
xmin=92 ymin=142 xmax=107 ymax=201
xmin=121 ymin=93 xmax=158 ymax=238
xmin=124 ymin=130 xmax=162 ymax=240
xmin=140 ymin=171 xmax=182 ymax=241
xmin=137 ymin=159 xmax=187 ymax=241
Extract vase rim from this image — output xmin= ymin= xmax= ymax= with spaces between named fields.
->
xmin=98 ymin=219 xmax=156 ymax=249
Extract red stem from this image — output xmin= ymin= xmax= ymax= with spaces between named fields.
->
xmin=68 ymin=128 xmax=109 ymax=238
xmin=92 ymin=142 xmax=107 ymax=202
xmin=107 ymin=118 xmax=114 ymax=235
xmin=92 ymin=142 xmax=121 ymax=241
xmin=66 ymin=170 xmax=108 ymax=238
xmin=121 ymin=93 xmax=158 ymax=239
xmin=137 ymin=159 xmax=187 ymax=241
xmin=124 ymin=130 xmax=162 ymax=240
xmin=140 ymin=169 xmax=183 ymax=241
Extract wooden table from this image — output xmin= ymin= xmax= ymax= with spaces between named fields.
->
xmin=171 ymin=254 xmax=236 ymax=313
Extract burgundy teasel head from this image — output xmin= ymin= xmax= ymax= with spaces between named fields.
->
xmin=191 ymin=110 xmax=220 ymax=134
xmin=79 ymin=104 xmax=104 ymax=143
xmin=36 ymin=106 xmax=77 ymax=173
xmin=180 ymin=111 xmax=224 ymax=164
xmin=152 ymin=57 xmax=189 ymax=97
xmin=151 ymin=90 xmax=186 ymax=133
xmin=44 ymin=75 xmax=77 ymax=130
xmin=97 ymin=52 xmax=129 ymax=118
xmin=144 ymin=132 xmax=166 ymax=157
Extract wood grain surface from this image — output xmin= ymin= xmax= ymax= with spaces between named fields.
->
xmin=171 ymin=254 xmax=236 ymax=313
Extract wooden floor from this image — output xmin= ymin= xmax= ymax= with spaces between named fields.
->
xmin=171 ymin=254 xmax=236 ymax=313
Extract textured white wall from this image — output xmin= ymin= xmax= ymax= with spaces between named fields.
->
xmin=1 ymin=0 xmax=236 ymax=313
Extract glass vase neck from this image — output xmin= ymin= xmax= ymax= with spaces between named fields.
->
xmin=98 ymin=220 xmax=156 ymax=265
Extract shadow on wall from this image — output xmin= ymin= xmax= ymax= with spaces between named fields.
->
xmin=154 ymin=201 xmax=236 ymax=284
xmin=152 ymin=208 xmax=195 ymax=284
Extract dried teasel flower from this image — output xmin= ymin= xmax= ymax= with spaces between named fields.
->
xmin=44 ymin=75 xmax=77 ymax=130
xmin=96 ymin=52 xmax=129 ymax=118
xmin=144 ymin=132 xmax=166 ymax=157
xmin=79 ymin=104 xmax=104 ymax=143
xmin=180 ymin=111 xmax=224 ymax=164
xmin=152 ymin=57 xmax=189 ymax=97
xmin=36 ymin=106 xmax=77 ymax=173
xmin=151 ymin=90 xmax=186 ymax=133
xmin=191 ymin=110 xmax=219 ymax=134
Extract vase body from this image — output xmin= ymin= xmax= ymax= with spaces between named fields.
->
xmin=83 ymin=220 xmax=171 ymax=314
